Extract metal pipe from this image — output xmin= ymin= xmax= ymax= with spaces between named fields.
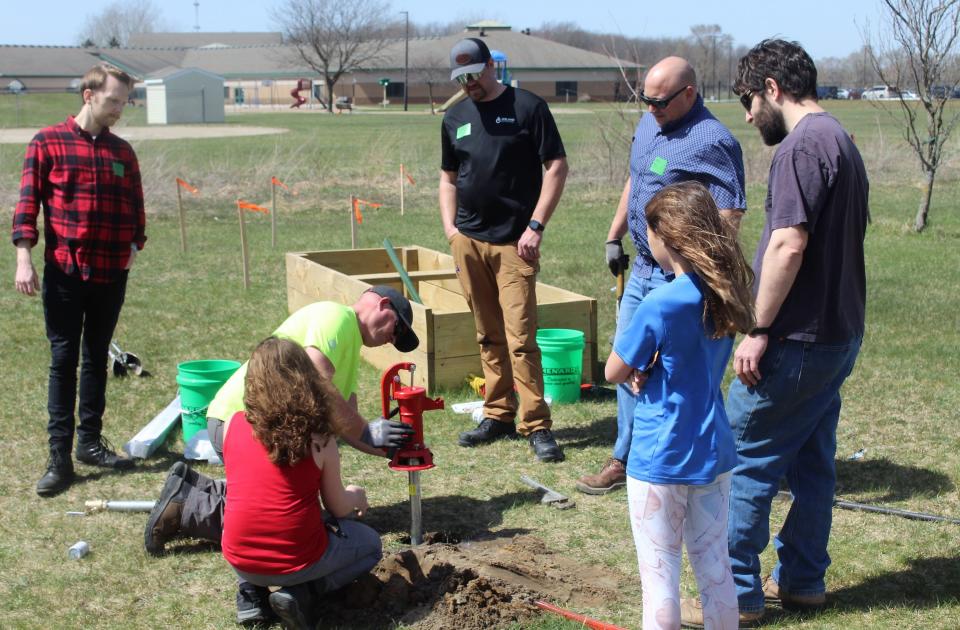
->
xmin=409 ymin=470 xmax=422 ymax=545
xmin=777 ymin=491 xmax=960 ymax=525
xmin=84 ymin=500 xmax=156 ymax=513
xmin=834 ymin=499 xmax=960 ymax=525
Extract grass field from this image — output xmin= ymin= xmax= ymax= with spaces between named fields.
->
xmin=0 ymin=93 xmax=958 ymax=629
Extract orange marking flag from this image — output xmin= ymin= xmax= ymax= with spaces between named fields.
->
xmin=402 ymin=165 xmax=416 ymax=185
xmin=237 ymin=199 xmax=270 ymax=214
xmin=176 ymin=178 xmax=199 ymax=194
xmin=271 ymin=176 xmax=299 ymax=195
xmin=352 ymin=198 xmax=382 ymax=224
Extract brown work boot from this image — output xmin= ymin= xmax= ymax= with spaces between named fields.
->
xmin=575 ymin=458 xmax=626 ymax=495
xmin=680 ymin=597 xmax=765 ymax=628
xmin=763 ymin=575 xmax=826 ymax=610
xmin=144 ymin=461 xmax=189 ymax=555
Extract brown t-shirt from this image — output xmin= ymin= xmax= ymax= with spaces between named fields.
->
xmin=754 ymin=112 xmax=869 ymax=343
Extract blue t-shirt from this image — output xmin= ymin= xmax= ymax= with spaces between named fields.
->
xmin=627 ymin=96 xmax=746 ymax=279
xmin=614 ymin=273 xmax=736 ymax=484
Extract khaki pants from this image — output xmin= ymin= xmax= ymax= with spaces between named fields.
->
xmin=450 ymin=233 xmax=550 ymax=435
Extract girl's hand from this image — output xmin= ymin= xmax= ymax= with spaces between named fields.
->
xmin=344 ymin=484 xmax=369 ymax=518
xmin=629 ymin=369 xmax=649 ymax=394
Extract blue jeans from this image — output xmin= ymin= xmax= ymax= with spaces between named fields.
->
xmin=612 ymin=266 xmax=668 ymax=463
xmin=235 ymin=519 xmax=382 ymax=592
xmin=726 ymin=336 xmax=862 ymax=612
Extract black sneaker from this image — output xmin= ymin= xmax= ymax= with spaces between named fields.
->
xmin=36 ymin=450 xmax=74 ymax=497
xmin=528 ymin=429 xmax=564 ymax=463
xmin=458 ymin=418 xmax=516 ymax=447
xmin=268 ymin=582 xmax=317 ymax=630
xmin=236 ymin=582 xmax=276 ymax=626
xmin=144 ymin=462 xmax=189 ymax=556
xmin=75 ymin=435 xmax=135 ymax=470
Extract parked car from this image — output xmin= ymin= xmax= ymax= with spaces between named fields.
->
xmin=837 ymin=88 xmax=850 ymax=99
xmin=862 ymin=85 xmax=900 ymax=100
xmin=929 ymin=85 xmax=960 ymax=99
xmin=901 ymin=90 xmax=920 ymax=101
xmin=817 ymin=85 xmax=839 ymax=99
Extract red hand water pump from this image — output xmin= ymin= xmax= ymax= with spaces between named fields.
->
xmin=380 ymin=362 xmax=444 ymax=544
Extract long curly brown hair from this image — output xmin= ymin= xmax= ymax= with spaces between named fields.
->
xmin=645 ymin=182 xmax=756 ymax=337
xmin=243 ymin=337 xmax=338 ymax=466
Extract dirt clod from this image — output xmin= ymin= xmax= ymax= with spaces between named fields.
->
xmin=318 ymin=533 xmax=621 ymax=629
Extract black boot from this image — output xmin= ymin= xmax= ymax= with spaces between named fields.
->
xmin=236 ymin=581 xmax=277 ymax=626
xmin=269 ymin=581 xmax=319 ymax=630
xmin=76 ymin=435 xmax=135 ymax=470
xmin=458 ymin=418 xmax=517 ymax=447
xmin=37 ymin=450 xmax=74 ymax=497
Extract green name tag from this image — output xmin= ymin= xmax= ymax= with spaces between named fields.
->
xmin=650 ymin=156 xmax=667 ymax=176
xmin=112 ymin=161 xmax=125 ymax=177
xmin=456 ymin=123 xmax=472 ymax=139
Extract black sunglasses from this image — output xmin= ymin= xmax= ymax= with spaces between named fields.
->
xmin=739 ymin=90 xmax=755 ymax=111
xmin=638 ymin=85 xmax=690 ymax=109
xmin=455 ymin=70 xmax=484 ymax=86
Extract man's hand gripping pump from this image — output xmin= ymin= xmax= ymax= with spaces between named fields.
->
xmin=380 ymin=362 xmax=444 ymax=545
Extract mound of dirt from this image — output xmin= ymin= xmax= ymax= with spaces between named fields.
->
xmin=318 ymin=533 xmax=622 ymax=629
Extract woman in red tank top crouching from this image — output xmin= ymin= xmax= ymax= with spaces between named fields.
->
xmin=222 ymin=336 xmax=382 ymax=630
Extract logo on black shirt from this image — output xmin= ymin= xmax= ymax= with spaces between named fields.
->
xmin=495 ymin=116 xmax=516 ymax=124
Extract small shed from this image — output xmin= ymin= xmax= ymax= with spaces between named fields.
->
xmin=144 ymin=67 xmax=224 ymax=124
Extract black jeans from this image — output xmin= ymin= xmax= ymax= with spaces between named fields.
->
xmin=42 ymin=264 xmax=128 ymax=453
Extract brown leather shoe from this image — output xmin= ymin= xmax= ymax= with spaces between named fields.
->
xmin=575 ymin=457 xmax=626 ymax=495
xmin=762 ymin=575 xmax=826 ymax=610
xmin=144 ymin=462 xmax=189 ymax=555
xmin=680 ymin=597 xmax=765 ymax=628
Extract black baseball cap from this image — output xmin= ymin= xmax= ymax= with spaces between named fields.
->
xmin=366 ymin=285 xmax=419 ymax=352
xmin=450 ymin=38 xmax=491 ymax=81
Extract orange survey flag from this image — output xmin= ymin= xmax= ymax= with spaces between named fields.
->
xmin=402 ymin=164 xmax=415 ymax=186
xmin=237 ymin=199 xmax=269 ymax=214
xmin=271 ymin=176 xmax=298 ymax=195
xmin=352 ymin=197 xmax=382 ymax=224
xmin=176 ymin=177 xmax=199 ymax=194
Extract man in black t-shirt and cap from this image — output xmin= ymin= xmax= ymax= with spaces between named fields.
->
xmin=439 ymin=37 xmax=569 ymax=462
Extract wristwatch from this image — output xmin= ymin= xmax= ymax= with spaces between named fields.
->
xmin=749 ymin=327 xmax=770 ymax=337
xmin=528 ymin=219 xmax=545 ymax=232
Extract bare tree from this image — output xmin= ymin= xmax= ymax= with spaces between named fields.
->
xmin=410 ymin=54 xmax=450 ymax=114
xmin=76 ymin=0 xmax=166 ymax=47
xmin=864 ymin=0 xmax=960 ymax=231
xmin=274 ymin=0 xmax=393 ymax=114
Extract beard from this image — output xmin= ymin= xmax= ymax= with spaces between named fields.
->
xmin=464 ymin=83 xmax=487 ymax=101
xmin=754 ymin=99 xmax=788 ymax=146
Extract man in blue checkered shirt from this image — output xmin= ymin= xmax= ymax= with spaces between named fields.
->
xmin=576 ymin=56 xmax=746 ymax=495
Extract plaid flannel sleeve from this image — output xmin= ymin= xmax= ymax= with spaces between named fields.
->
xmin=11 ymin=136 xmax=44 ymax=246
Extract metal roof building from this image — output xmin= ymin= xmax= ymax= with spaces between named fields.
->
xmin=1 ymin=24 xmax=641 ymax=107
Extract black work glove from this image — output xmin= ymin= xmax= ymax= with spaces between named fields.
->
xmin=360 ymin=418 xmax=414 ymax=449
xmin=606 ymin=239 xmax=625 ymax=276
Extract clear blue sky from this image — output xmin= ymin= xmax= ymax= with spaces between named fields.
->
xmin=3 ymin=0 xmax=882 ymax=60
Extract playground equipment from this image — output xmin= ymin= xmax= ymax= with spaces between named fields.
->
xmin=290 ymin=78 xmax=309 ymax=108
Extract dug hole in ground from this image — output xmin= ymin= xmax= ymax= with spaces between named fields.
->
xmin=318 ymin=532 xmax=620 ymax=628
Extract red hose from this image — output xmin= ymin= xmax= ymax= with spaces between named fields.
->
xmin=535 ymin=600 xmax=628 ymax=630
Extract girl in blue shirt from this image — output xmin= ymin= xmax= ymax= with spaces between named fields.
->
xmin=605 ymin=182 xmax=755 ymax=629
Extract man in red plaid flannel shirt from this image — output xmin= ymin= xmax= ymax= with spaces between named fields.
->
xmin=13 ymin=63 xmax=147 ymax=497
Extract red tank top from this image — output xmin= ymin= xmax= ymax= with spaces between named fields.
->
xmin=222 ymin=412 xmax=328 ymax=574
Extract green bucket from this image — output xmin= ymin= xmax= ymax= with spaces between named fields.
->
xmin=537 ymin=328 xmax=585 ymax=404
xmin=176 ymin=359 xmax=241 ymax=442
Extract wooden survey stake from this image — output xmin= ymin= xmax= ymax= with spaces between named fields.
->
xmin=238 ymin=203 xmax=250 ymax=289
xmin=176 ymin=185 xmax=187 ymax=252
xmin=350 ymin=196 xmax=357 ymax=249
